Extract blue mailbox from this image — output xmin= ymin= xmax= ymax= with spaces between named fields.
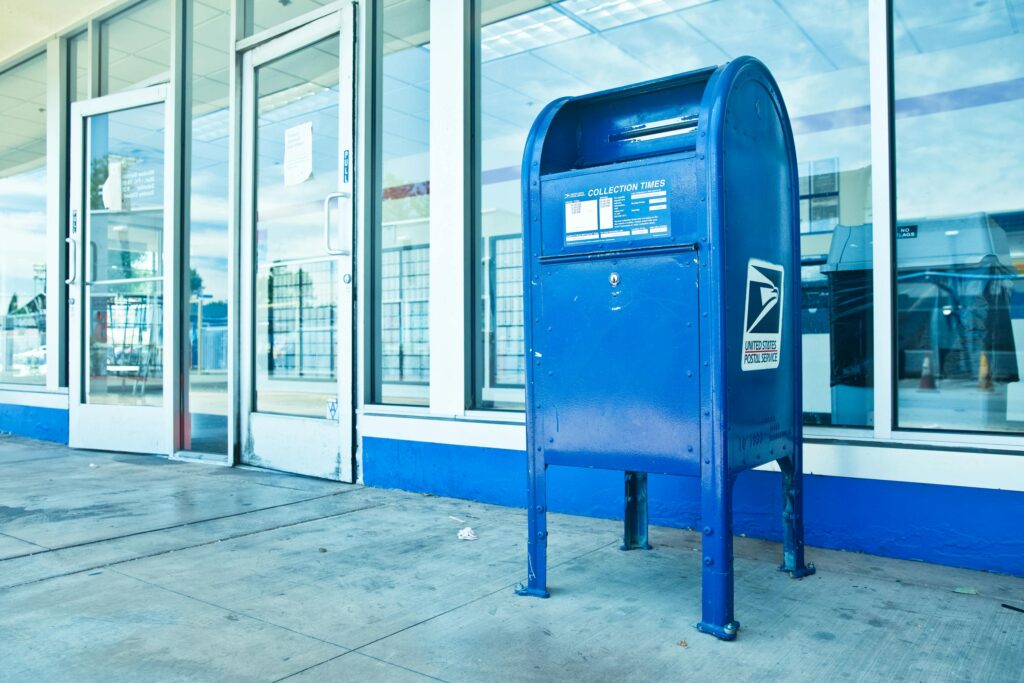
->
xmin=518 ymin=57 xmax=814 ymax=640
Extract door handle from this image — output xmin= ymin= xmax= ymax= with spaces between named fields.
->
xmin=65 ymin=237 xmax=77 ymax=285
xmin=323 ymin=192 xmax=351 ymax=255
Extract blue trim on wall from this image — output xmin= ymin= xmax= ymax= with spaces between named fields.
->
xmin=363 ymin=436 xmax=1024 ymax=577
xmin=0 ymin=404 xmax=68 ymax=443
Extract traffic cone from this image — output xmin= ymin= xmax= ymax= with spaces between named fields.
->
xmin=978 ymin=351 xmax=993 ymax=391
xmin=919 ymin=352 xmax=936 ymax=390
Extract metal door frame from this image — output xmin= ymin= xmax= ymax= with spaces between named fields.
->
xmin=237 ymin=7 xmax=356 ymax=480
xmin=67 ymin=83 xmax=180 ymax=454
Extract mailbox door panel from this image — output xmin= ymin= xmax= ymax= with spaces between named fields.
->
xmin=533 ymin=253 xmax=701 ymax=476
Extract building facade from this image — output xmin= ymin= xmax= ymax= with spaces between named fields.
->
xmin=0 ymin=0 xmax=1022 ymax=575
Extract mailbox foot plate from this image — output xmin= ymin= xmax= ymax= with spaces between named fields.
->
xmin=515 ymin=585 xmax=550 ymax=599
xmin=619 ymin=542 xmax=653 ymax=551
xmin=695 ymin=620 xmax=740 ymax=641
xmin=780 ymin=562 xmax=816 ymax=579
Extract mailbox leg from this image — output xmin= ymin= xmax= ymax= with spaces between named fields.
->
xmin=696 ymin=473 xmax=739 ymax=640
xmin=779 ymin=454 xmax=816 ymax=578
xmin=621 ymin=471 xmax=652 ymax=550
xmin=517 ymin=454 xmax=550 ymax=598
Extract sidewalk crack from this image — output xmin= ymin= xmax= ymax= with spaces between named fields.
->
xmin=0 ymin=488 xmax=364 ymax=563
xmin=1 ymin=502 xmax=387 ymax=590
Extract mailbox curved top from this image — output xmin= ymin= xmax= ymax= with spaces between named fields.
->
xmin=521 ymin=56 xmax=796 ymax=241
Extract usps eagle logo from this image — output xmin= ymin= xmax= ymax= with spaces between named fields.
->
xmin=741 ymin=259 xmax=784 ymax=371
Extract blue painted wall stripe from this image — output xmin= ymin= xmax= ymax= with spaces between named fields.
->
xmin=0 ymin=404 xmax=69 ymax=443
xmin=363 ymin=437 xmax=1024 ymax=577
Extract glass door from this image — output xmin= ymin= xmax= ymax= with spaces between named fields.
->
xmin=68 ymin=85 xmax=178 ymax=453
xmin=239 ymin=9 xmax=356 ymax=480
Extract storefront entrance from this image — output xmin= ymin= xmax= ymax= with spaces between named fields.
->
xmin=68 ymin=85 xmax=178 ymax=454
xmin=66 ymin=7 xmax=357 ymax=481
xmin=238 ymin=9 xmax=356 ymax=480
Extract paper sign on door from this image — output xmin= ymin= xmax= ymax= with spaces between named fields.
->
xmin=283 ymin=121 xmax=313 ymax=186
xmin=101 ymin=160 xmax=123 ymax=211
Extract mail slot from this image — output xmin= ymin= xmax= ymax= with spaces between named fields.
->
xmin=517 ymin=57 xmax=814 ymax=641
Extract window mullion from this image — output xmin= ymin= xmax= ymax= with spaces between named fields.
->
xmin=427 ymin=0 xmax=473 ymax=416
xmin=868 ymin=0 xmax=895 ymax=439
xmin=46 ymin=38 xmax=69 ymax=391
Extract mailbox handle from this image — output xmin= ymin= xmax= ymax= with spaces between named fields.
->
xmin=608 ymin=115 xmax=699 ymax=143
xmin=541 ymin=67 xmax=715 ymax=173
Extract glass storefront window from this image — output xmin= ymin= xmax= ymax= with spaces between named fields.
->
xmin=100 ymin=0 xmax=172 ymax=96
xmin=243 ymin=0 xmax=334 ymax=37
xmin=68 ymin=32 xmax=90 ymax=103
xmin=0 ymin=54 xmax=48 ymax=386
xmin=374 ymin=0 xmax=430 ymax=406
xmin=474 ymin=0 xmax=873 ymax=423
xmin=186 ymin=0 xmax=231 ymax=453
xmin=892 ymin=0 xmax=1024 ymax=433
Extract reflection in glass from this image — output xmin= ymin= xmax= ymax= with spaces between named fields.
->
xmin=85 ymin=102 xmax=166 ymax=406
xmin=489 ymin=236 xmax=524 ymax=387
xmin=380 ymin=245 xmax=428 ymax=390
xmin=86 ymin=281 xmax=164 ymax=405
xmin=69 ymin=32 xmax=90 ymax=102
xmin=893 ymin=0 xmax=1024 ymax=433
xmin=254 ymin=37 xmax=340 ymax=418
xmin=255 ymin=261 xmax=338 ymax=416
xmin=243 ymin=0 xmax=334 ymax=37
xmin=0 ymin=54 xmax=48 ymax=385
xmin=186 ymin=0 xmax=231 ymax=454
xmin=100 ymin=0 xmax=172 ymax=96
xmin=475 ymin=0 xmax=873 ymax=421
xmin=376 ymin=0 xmax=430 ymax=405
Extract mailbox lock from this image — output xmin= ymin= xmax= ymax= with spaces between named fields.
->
xmin=609 ymin=272 xmax=620 ymax=286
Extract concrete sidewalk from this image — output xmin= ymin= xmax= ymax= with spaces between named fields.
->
xmin=0 ymin=436 xmax=1021 ymax=682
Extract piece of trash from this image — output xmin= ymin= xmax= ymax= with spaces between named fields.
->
xmin=449 ymin=515 xmax=466 ymax=524
xmin=1002 ymin=603 xmax=1024 ymax=614
xmin=89 ymin=463 xmax=98 ymax=468
xmin=953 ymin=586 xmax=978 ymax=595
xmin=318 ymin=548 xmax=327 ymax=553
xmin=678 ymin=639 xmax=688 ymax=648
xmin=457 ymin=527 xmax=477 ymax=541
